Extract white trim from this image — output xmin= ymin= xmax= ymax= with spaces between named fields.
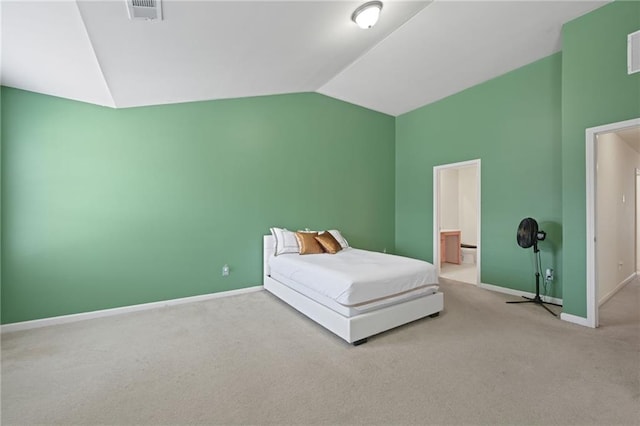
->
xmin=598 ymin=272 xmax=636 ymax=307
xmin=433 ymin=167 xmax=439 ymax=272
xmin=560 ymin=313 xmax=591 ymax=327
xmin=1 ymin=286 xmax=263 ymax=334
xmin=479 ymin=282 xmax=563 ymax=305
xmin=586 ymin=125 xmax=598 ymax=328
xmin=585 ymin=117 xmax=640 ymax=329
xmin=636 ymin=169 xmax=640 ymax=277
xmin=433 ymin=159 xmax=481 ymax=284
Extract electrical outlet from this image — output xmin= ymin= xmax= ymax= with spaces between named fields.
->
xmin=222 ymin=264 xmax=230 ymax=277
xmin=545 ymin=268 xmax=554 ymax=282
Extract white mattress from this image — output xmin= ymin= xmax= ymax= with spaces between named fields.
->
xmin=268 ymin=248 xmax=438 ymax=306
xmin=270 ymin=271 xmax=438 ymax=317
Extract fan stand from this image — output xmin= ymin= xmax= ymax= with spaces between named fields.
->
xmin=506 ymin=241 xmax=562 ymax=317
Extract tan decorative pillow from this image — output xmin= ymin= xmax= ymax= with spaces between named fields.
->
xmin=315 ymin=231 xmax=342 ymax=254
xmin=295 ymin=232 xmax=324 ymax=255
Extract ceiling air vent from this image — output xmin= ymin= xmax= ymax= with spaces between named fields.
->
xmin=628 ymin=30 xmax=640 ymax=75
xmin=126 ymin=0 xmax=163 ymax=21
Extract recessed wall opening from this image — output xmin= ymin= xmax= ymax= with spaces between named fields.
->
xmin=585 ymin=118 xmax=640 ymax=328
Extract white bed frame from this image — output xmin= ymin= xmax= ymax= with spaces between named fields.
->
xmin=262 ymin=235 xmax=444 ymax=345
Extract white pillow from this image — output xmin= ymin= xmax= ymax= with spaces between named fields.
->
xmin=270 ymin=227 xmax=300 ymax=256
xmin=327 ymin=230 xmax=349 ymax=249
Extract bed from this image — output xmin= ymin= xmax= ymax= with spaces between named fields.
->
xmin=263 ymin=234 xmax=444 ymax=345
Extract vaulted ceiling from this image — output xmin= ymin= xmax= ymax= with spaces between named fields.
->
xmin=1 ymin=0 xmax=609 ymax=116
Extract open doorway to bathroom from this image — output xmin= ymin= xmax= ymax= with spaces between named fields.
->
xmin=433 ymin=159 xmax=480 ymax=285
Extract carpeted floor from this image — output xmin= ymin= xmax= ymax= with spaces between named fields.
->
xmin=2 ymin=278 xmax=639 ymax=425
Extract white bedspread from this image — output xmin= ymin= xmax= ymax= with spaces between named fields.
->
xmin=268 ymin=248 xmax=438 ymax=306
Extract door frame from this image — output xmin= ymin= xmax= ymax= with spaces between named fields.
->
xmin=433 ymin=159 xmax=481 ymax=284
xmin=584 ymin=117 xmax=640 ymax=328
xmin=636 ymin=168 xmax=640 ymax=274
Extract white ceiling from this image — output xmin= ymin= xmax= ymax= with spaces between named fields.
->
xmin=616 ymin=127 xmax=640 ymax=153
xmin=1 ymin=0 xmax=609 ymax=116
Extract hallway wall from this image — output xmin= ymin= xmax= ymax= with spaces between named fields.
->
xmin=458 ymin=166 xmax=478 ymax=246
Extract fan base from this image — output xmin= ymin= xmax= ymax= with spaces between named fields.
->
xmin=507 ymin=295 xmax=562 ymax=317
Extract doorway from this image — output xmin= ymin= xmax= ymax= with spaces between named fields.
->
xmin=433 ymin=159 xmax=481 ymax=285
xmin=585 ymin=118 xmax=640 ymax=328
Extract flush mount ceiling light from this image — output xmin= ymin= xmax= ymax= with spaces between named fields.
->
xmin=351 ymin=1 xmax=383 ymax=29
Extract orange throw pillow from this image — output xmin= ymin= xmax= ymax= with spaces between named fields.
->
xmin=315 ymin=232 xmax=342 ymax=254
xmin=295 ymin=232 xmax=324 ymax=255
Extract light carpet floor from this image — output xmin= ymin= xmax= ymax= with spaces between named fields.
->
xmin=2 ymin=278 xmax=639 ymax=425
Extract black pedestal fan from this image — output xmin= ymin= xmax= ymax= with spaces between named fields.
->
xmin=506 ymin=217 xmax=562 ymax=316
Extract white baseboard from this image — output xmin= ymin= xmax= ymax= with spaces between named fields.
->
xmin=1 ymin=286 xmax=264 ymax=334
xmin=478 ymin=282 xmax=563 ymax=305
xmin=560 ymin=313 xmax=592 ymax=328
xmin=598 ymin=272 xmax=636 ymax=307
xmin=478 ymin=282 xmax=594 ymax=327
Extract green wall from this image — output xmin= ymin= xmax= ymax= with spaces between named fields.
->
xmin=395 ymin=0 xmax=639 ymax=317
xmin=1 ymin=89 xmax=395 ymax=323
xmin=395 ymin=53 xmax=563 ymax=297
xmin=3 ymin=1 xmax=636 ymax=325
xmin=561 ymin=1 xmax=640 ymax=317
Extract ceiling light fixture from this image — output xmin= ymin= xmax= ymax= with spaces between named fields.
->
xmin=351 ymin=1 xmax=383 ymax=29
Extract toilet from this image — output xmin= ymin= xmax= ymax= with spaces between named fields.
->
xmin=461 ymin=244 xmax=477 ymax=264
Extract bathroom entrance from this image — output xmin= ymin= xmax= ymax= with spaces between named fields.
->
xmin=433 ymin=159 xmax=480 ymax=285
